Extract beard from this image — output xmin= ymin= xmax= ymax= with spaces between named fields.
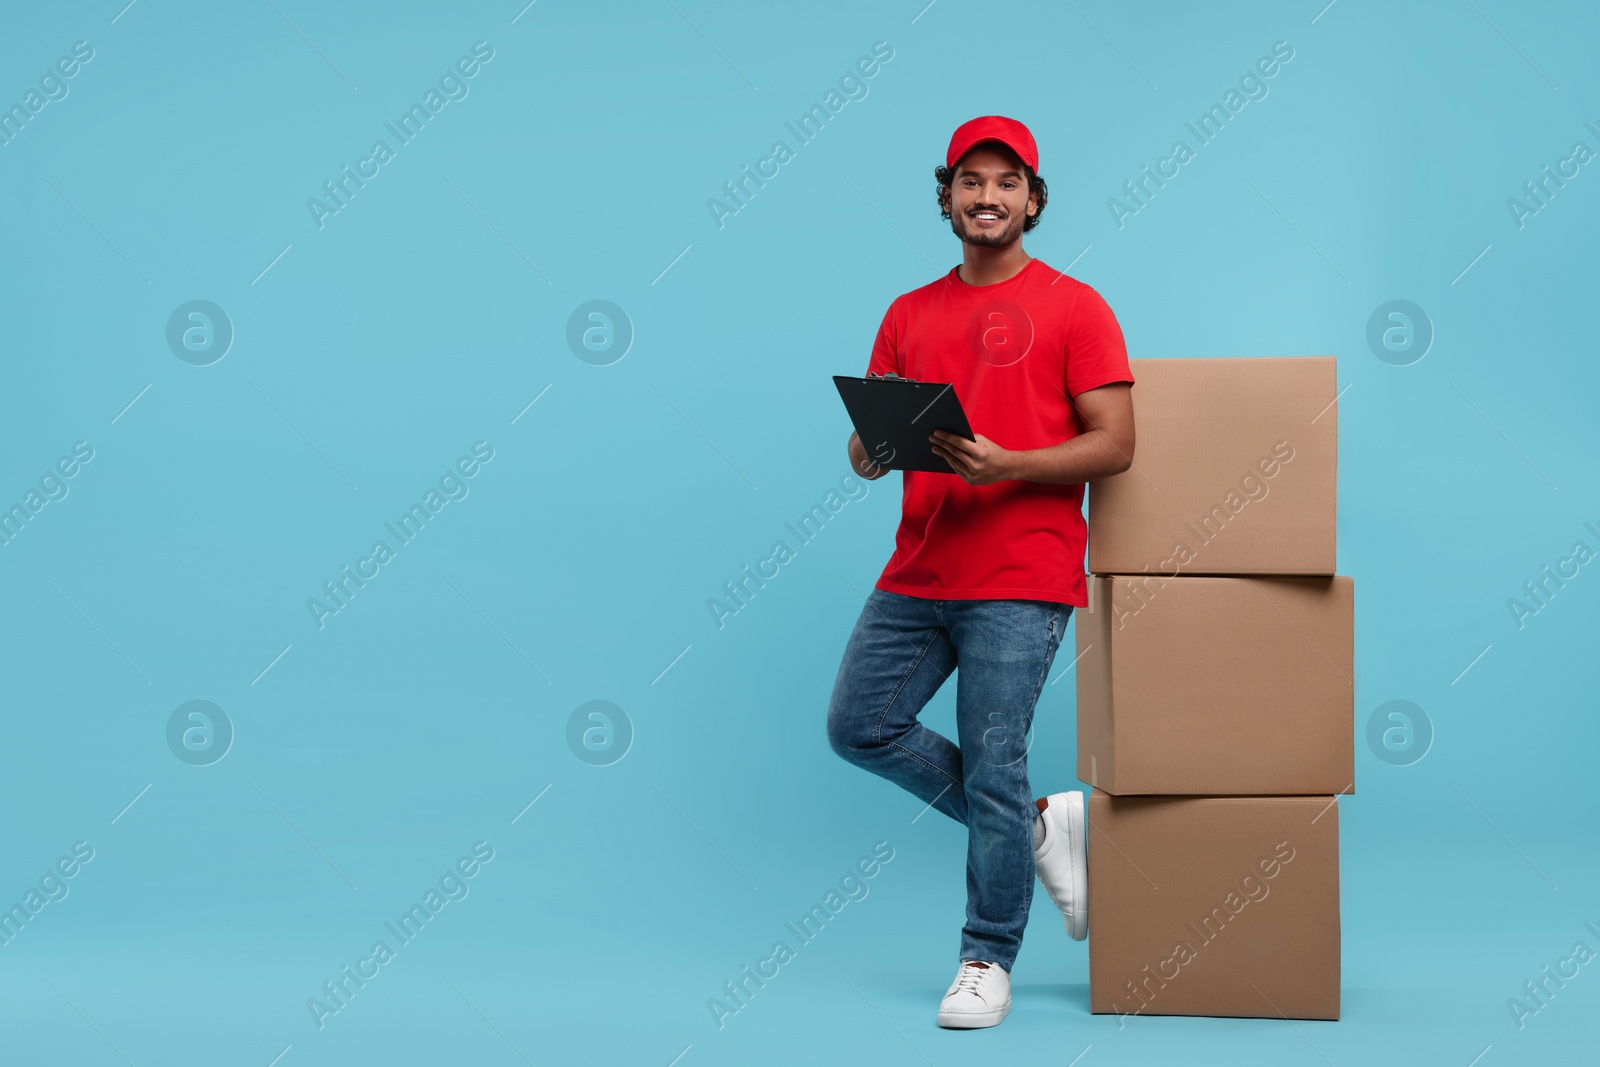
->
xmin=950 ymin=208 xmax=1026 ymax=248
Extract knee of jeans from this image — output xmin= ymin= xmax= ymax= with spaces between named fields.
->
xmin=826 ymin=703 xmax=873 ymax=761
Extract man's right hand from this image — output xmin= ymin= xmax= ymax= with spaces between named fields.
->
xmin=848 ymin=431 xmax=891 ymax=480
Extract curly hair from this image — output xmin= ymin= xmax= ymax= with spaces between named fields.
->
xmin=935 ymin=156 xmax=1048 ymax=233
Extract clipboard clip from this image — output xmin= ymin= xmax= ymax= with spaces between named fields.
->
xmin=867 ymin=372 xmax=921 ymax=382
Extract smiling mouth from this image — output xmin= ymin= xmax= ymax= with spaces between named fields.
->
xmin=969 ymin=211 xmax=1003 ymax=225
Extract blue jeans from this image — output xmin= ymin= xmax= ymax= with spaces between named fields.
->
xmin=826 ymin=587 xmax=1071 ymax=971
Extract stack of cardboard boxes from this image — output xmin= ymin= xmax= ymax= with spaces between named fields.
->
xmin=1078 ymin=356 xmax=1352 ymax=1022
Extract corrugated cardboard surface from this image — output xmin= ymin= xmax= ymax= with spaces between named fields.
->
xmin=1087 ymin=356 xmax=1337 ymax=576
xmin=1077 ymin=574 xmax=1354 ymax=795
xmin=1088 ymin=791 xmax=1340 ymax=1020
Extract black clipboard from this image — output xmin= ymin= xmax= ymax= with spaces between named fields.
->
xmin=834 ymin=372 xmax=975 ymax=473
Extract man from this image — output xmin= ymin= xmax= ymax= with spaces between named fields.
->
xmin=826 ymin=115 xmax=1136 ymax=1029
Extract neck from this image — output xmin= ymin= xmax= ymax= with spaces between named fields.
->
xmin=958 ymin=239 xmax=1031 ymax=287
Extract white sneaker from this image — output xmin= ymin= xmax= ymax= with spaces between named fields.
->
xmin=1033 ymin=791 xmax=1088 ymax=940
xmin=936 ymin=959 xmax=1011 ymax=1028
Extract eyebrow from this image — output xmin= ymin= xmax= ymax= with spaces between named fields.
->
xmin=956 ymin=169 xmax=1023 ymax=179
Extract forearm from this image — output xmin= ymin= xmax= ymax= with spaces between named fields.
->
xmin=847 ymin=431 xmax=890 ymax=480
xmin=1002 ymin=429 xmax=1130 ymax=485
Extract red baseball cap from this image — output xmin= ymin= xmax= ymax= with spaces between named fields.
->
xmin=945 ymin=115 xmax=1039 ymax=173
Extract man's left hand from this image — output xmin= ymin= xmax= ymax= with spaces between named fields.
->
xmin=929 ymin=430 xmax=1011 ymax=485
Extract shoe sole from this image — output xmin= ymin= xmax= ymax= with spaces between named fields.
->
xmin=1058 ymin=792 xmax=1088 ymax=941
xmin=937 ymin=1000 xmax=1011 ymax=1028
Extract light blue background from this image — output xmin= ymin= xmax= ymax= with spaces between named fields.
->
xmin=2 ymin=0 xmax=1597 ymax=1063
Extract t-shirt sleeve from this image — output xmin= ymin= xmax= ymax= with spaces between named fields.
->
xmin=866 ymin=300 xmax=900 ymax=377
xmin=1065 ymin=285 xmax=1134 ymax=398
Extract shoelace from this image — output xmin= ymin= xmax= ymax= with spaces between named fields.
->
xmin=953 ymin=963 xmax=991 ymax=995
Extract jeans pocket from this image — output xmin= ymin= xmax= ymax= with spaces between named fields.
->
xmin=1049 ymin=605 xmax=1069 ymax=653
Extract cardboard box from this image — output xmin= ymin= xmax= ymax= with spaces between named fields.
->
xmin=1088 ymin=790 xmax=1341 ymax=1020
xmin=1087 ymin=356 xmax=1338 ymax=576
xmin=1077 ymin=573 xmax=1354 ymax=795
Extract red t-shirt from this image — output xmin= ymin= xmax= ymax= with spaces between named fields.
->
xmin=866 ymin=258 xmax=1134 ymax=608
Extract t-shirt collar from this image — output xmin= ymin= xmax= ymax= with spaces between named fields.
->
xmin=946 ymin=257 xmax=1040 ymax=291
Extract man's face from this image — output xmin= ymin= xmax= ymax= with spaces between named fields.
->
xmin=945 ymin=144 xmax=1037 ymax=248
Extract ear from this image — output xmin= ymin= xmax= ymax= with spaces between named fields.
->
xmin=1026 ymin=186 xmax=1039 ymax=217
